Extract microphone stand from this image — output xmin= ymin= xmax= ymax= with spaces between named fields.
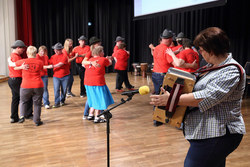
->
xmin=98 ymin=94 xmax=134 ymax=167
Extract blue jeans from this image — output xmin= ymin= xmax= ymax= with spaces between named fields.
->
xmin=152 ymin=72 xmax=165 ymax=94
xmin=67 ymin=70 xmax=74 ymax=93
xmin=83 ymin=100 xmax=89 ymax=116
xmin=184 ymin=129 xmax=243 ymax=167
xmin=152 ymin=72 xmax=165 ymax=125
xmin=83 ymin=100 xmax=104 ymax=116
xmin=41 ymin=75 xmax=50 ymax=105
xmin=53 ymin=75 xmax=69 ymax=105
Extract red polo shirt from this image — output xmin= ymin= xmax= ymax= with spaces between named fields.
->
xmin=113 ymin=45 xmax=119 ymax=53
xmin=85 ymin=51 xmax=92 ymax=60
xmin=9 ymin=53 xmax=22 ymax=78
xmin=49 ymin=53 xmax=70 ymax=78
xmin=36 ymin=53 xmax=49 ymax=76
xmin=153 ymin=43 xmax=173 ymax=73
xmin=112 ymin=49 xmax=129 ymax=70
xmin=15 ymin=58 xmax=44 ymax=88
xmin=72 ymin=45 xmax=90 ymax=64
xmin=176 ymin=48 xmax=199 ymax=72
xmin=84 ymin=57 xmax=110 ymax=86
xmin=172 ymin=45 xmax=182 ymax=52
xmin=62 ymin=49 xmax=73 ymax=69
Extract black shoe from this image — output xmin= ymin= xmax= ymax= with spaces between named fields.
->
xmin=153 ymin=120 xmax=163 ymax=127
xmin=66 ymin=92 xmax=76 ymax=97
xmin=53 ymin=104 xmax=60 ymax=108
xmin=25 ymin=115 xmax=33 ymax=120
xmin=35 ymin=121 xmax=43 ymax=126
xmin=18 ymin=117 xmax=25 ymax=123
xmin=10 ymin=118 xmax=19 ymax=123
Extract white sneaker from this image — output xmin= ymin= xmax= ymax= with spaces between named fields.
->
xmin=87 ymin=115 xmax=94 ymax=120
xmin=60 ymin=102 xmax=65 ymax=106
xmin=94 ymin=117 xmax=100 ymax=123
xmin=80 ymin=94 xmax=86 ymax=98
xmin=94 ymin=117 xmax=106 ymax=123
xmin=45 ymin=105 xmax=50 ymax=109
xmin=82 ymin=116 xmax=88 ymax=120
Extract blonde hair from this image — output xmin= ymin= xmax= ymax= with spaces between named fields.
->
xmin=38 ymin=45 xmax=47 ymax=55
xmin=90 ymin=44 xmax=95 ymax=51
xmin=92 ymin=46 xmax=103 ymax=56
xmin=27 ymin=46 xmax=37 ymax=57
xmin=64 ymin=38 xmax=73 ymax=54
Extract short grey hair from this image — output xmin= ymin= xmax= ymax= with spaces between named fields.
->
xmin=92 ymin=46 xmax=103 ymax=56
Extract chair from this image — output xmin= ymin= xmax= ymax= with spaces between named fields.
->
xmin=244 ymin=62 xmax=250 ymax=98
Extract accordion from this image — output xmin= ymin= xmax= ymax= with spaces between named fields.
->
xmin=153 ymin=67 xmax=196 ymax=128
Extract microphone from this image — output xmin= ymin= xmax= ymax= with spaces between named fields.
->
xmin=121 ymin=86 xmax=150 ymax=96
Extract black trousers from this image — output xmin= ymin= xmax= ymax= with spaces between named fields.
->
xmin=115 ymin=70 xmax=133 ymax=90
xmin=76 ymin=63 xmax=86 ymax=96
xmin=8 ymin=78 xmax=33 ymax=120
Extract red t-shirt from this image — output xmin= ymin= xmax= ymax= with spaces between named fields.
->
xmin=36 ymin=54 xmax=49 ymax=76
xmin=84 ymin=57 xmax=110 ymax=86
xmin=72 ymin=45 xmax=90 ymax=64
xmin=176 ymin=48 xmax=200 ymax=72
xmin=113 ymin=45 xmax=118 ymax=53
xmin=113 ymin=49 xmax=129 ymax=70
xmin=9 ymin=53 xmax=22 ymax=78
xmin=153 ymin=43 xmax=173 ymax=73
xmin=85 ymin=51 xmax=92 ymax=60
xmin=15 ymin=58 xmax=44 ymax=88
xmin=49 ymin=53 xmax=70 ymax=78
xmin=171 ymin=45 xmax=182 ymax=52
xmin=62 ymin=48 xmax=73 ymax=69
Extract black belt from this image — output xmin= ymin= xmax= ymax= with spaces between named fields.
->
xmin=9 ymin=77 xmax=22 ymax=79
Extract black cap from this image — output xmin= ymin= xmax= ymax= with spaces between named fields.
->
xmin=115 ymin=36 xmax=125 ymax=42
xmin=52 ymin=42 xmax=64 ymax=50
xmin=11 ymin=40 xmax=27 ymax=48
xmin=176 ymin=32 xmax=185 ymax=39
xmin=89 ymin=36 xmax=101 ymax=46
xmin=160 ymin=29 xmax=174 ymax=39
xmin=78 ymin=35 xmax=87 ymax=41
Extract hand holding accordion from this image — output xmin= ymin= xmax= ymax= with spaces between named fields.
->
xmin=152 ymin=67 xmax=196 ymax=128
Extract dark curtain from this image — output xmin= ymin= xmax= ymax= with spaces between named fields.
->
xmin=16 ymin=0 xmax=33 ymax=58
xmin=30 ymin=0 xmax=89 ymax=75
xmin=133 ymin=0 xmax=250 ymax=67
xmin=30 ymin=0 xmax=250 ymax=74
xmin=91 ymin=0 xmax=134 ymax=72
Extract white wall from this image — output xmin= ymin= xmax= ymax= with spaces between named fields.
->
xmin=0 ymin=0 xmax=17 ymax=76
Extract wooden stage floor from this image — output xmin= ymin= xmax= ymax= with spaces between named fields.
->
xmin=0 ymin=73 xmax=249 ymax=167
